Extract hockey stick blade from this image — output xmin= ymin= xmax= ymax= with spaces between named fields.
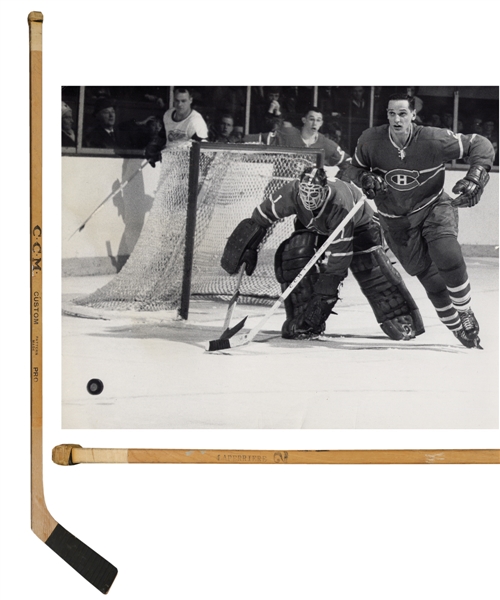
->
xmin=220 ymin=316 xmax=247 ymax=340
xmin=206 ymin=331 xmax=251 ymax=352
xmin=206 ymin=318 xmax=248 ymax=351
xmin=45 ymin=526 xmax=118 ymax=593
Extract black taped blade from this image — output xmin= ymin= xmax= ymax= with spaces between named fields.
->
xmin=45 ymin=524 xmax=118 ymax=594
xmin=220 ymin=316 xmax=247 ymax=340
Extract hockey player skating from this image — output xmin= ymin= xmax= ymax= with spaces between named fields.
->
xmin=345 ymin=93 xmax=495 ymax=348
xmin=221 ymin=166 xmax=424 ymax=342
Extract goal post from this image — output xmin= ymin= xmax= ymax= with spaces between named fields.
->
xmin=71 ymin=142 xmax=325 ymax=318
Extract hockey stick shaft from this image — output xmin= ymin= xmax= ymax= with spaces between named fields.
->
xmin=206 ymin=197 xmax=366 ymax=350
xmin=69 ymin=159 xmax=148 ymax=239
xmin=29 ymin=13 xmax=117 ymax=593
xmin=222 ymin=263 xmax=245 ymax=333
xmin=53 ymin=446 xmax=500 ymax=466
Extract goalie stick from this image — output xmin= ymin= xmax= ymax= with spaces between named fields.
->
xmin=220 ymin=262 xmax=246 ymax=338
xmin=53 ymin=445 xmax=500 ymax=465
xmin=29 ymin=12 xmax=117 ymax=593
xmin=206 ymin=197 xmax=366 ymax=352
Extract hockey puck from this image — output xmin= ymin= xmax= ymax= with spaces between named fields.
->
xmin=87 ymin=378 xmax=104 ymax=395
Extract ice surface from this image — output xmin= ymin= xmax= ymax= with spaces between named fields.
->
xmin=62 ymin=259 xmax=499 ymax=429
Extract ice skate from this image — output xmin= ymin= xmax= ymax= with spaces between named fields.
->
xmin=458 ymin=307 xmax=480 ymax=339
xmin=453 ymin=326 xmax=482 ymax=349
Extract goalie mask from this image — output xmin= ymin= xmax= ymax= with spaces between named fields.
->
xmin=298 ymin=167 xmax=329 ymax=211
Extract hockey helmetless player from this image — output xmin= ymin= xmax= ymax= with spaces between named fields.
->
xmin=345 ymin=93 xmax=495 ymax=349
xmin=221 ymin=166 xmax=424 ymax=341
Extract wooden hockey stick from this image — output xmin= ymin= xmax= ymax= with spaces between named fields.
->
xmin=206 ymin=197 xmax=366 ymax=352
xmin=29 ymin=12 xmax=118 ymax=593
xmin=220 ymin=262 xmax=246 ymax=337
xmin=53 ymin=445 xmax=500 ymax=465
xmin=69 ymin=158 xmax=148 ymax=239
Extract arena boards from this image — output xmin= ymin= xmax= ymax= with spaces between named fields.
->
xmin=28 ymin=9 xmax=500 ymax=596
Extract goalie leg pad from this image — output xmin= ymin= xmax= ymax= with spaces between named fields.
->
xmin=221 ymin=218 xmax=267 ymax=275
xmin=275 ymin=231 xmax=321 ymax=339
xmin=350 ymin=247 xmax=425 ymax=340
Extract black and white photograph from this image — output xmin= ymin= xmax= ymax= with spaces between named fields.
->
xmin=1 ymin=2 xmax=499 ymax=600
xmin=61 ymin=83 xmax=499 ymax=430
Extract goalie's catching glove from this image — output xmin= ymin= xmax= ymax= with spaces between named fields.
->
xmin=452 ymin=165 xmax=490 ymax=208
xmin=361 ymin=172 xmax=387 ymax=199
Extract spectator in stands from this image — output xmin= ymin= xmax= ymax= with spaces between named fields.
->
xmin=280 ymin=86 xmax=314 ymax=126
xmin=84 ymin=97 xmax=126 ymax=149
xmin=483 ymin=120 xmax=498 ymax=164
xmin=62 ymin=101 xmax=76 ymax=147
xmin=268 ymin=106 xmax=351 ymax=175
xmin=406 ymin=87 xmax=424 ymax=124
xmin=324 ymin=121 xmax=343 ymax=145
xmin=429 ymin=114 xmax=442 ymax=127
xmin=471 ymin=117 xmax=483 ymax=134
xmin=119 ymin=115 xmax=164 ymax=150
xmin=209 ymin=113 xmax=241 ymax=143
xmin=252 ymin=87 xmax=286 ymax=134
xmin=318 ymin=87 xmax=343 ymax=122
xmin=346 ymin=86 xmax=370 ymax=154
xmin=145 ymin=87 xmax=208 ymax=166
xmin=441 ymin=112 xmax=454 ymax=130
xmin=231 ymin=125 xmax=245 ymax=143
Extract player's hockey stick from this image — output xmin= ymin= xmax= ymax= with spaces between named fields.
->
xmin=53 ymin=445 xmax=500 ymax=465
xmin=29 ymin=12 xmax=118 ymax=593
xmin=69 ymin=158 xmax=148 ymax=239
xmin=205 ymin=197 xmax=366 ymax=352
xmin=220 ymin=263 xmax=246 ymax=338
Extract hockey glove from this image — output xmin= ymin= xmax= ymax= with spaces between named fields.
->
xmin=452 ymin=165 xmax=490 ymax=208
xmin=221 ymin=218 xmax=267 ymax=276
xmin=145 ymin=140 xmax=164 ymax=168
xmin=361 ymin=172 xmax=387 ymax=199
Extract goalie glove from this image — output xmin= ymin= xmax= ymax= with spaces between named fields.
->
xmin=221 ymin=218 xmax=267 ymax=276
xmin=452 ymin=165 xmax=490 ymax=208
xmin=361 ymin=172 xmax=387 ymax=199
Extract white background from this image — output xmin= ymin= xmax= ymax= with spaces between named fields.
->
xmin=1 ymin=1 xmax=499 ymax=599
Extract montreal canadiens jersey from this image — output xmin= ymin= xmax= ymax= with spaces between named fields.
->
xmin=349 ymin=124 xmax=495 ymax=217
xmin=271 ymin=127 xmax=351 ymax=168
xmin=251 ymin=178 xmax=372 ymax=275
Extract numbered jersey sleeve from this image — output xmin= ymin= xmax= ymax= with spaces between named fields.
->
xmin=251 ymin=181 xmax=299 ymax=228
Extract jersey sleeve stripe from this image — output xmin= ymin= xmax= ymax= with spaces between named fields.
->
xmin=354 ymin=149 xmax=368 ymax=168
xmin=255 ymin=205 xmax=274 ymax=224
xmin=456 ymin=133 xmax=465 ymax=159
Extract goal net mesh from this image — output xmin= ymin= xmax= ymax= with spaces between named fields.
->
xmin=73 ymin=143 xmax=321 ymax=312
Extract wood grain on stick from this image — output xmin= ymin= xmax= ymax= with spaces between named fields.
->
xmin=53 ymin=446 xmax=500 ymax=466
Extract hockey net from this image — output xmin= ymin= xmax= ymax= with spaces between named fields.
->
xmin=72 ymin=142 xmax=322 ymax=314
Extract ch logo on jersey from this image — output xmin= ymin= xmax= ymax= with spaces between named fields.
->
xmin=385 ymin=169 xmax=420 ymax=191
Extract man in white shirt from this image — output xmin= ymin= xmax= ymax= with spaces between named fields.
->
xmin=146 ymin=88 xmax=208 ymax=166
xmin=163 ymin=88 xmax=208 ymax=144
